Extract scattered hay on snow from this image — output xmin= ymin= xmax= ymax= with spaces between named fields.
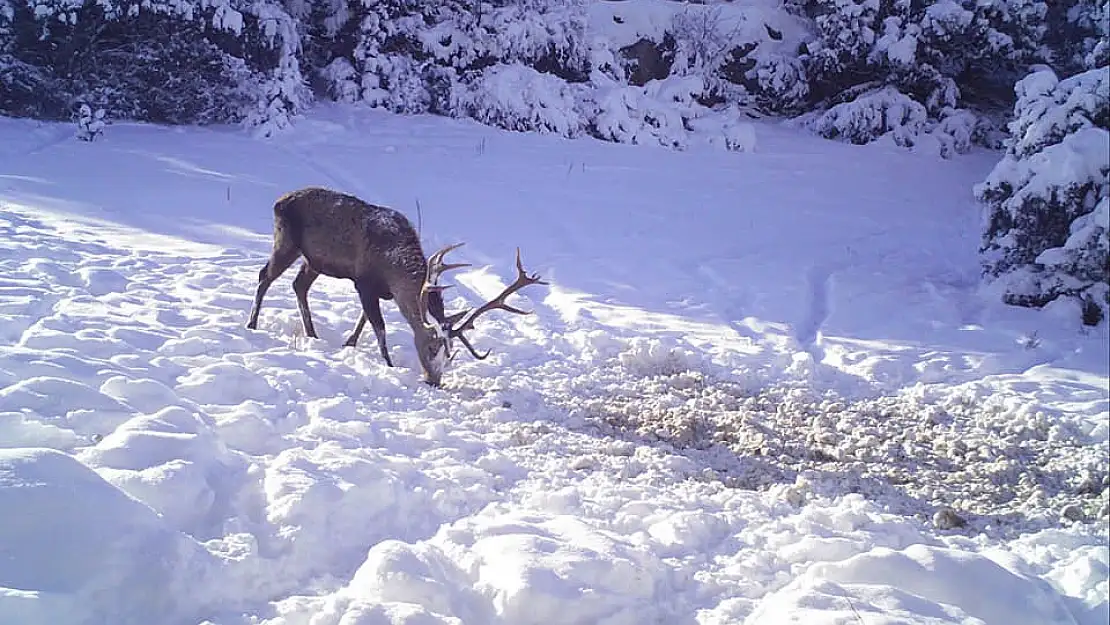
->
xmin=544 ymin=362 xmax=1109 ymax=536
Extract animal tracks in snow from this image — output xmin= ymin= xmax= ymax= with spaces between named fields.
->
xmin=795 ymin=264 xmax=834 ymax=357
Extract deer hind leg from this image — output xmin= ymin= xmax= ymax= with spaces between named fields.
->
xmin=352 ymin=281 xmax=392 ymax=367
xmin=291 ymin=262 xmax=321 ymax=339
xmin=246 ymin=241 xmax=301 ymax=330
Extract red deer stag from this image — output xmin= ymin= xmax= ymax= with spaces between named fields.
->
xmin=246 ymin=186 xmax=547 ymax=386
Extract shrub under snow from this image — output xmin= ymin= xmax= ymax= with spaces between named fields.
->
xmin=976 ymin=66 xmax=1110 ymax=325
xmin=798 ymin=86 xmax=998 ymax=157
xmin=591 ymin=76 xmax=706 ymax=149
xmin=801 ymin=86 xmax=929 ymax=147
xmin=461 ymin=63 xmax=586 ymax=137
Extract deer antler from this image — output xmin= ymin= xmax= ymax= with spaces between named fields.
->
xmin=418 ymin=242 xmax=470 ymax=328
xmin=448 ymin=247 xmax=547 ymax=359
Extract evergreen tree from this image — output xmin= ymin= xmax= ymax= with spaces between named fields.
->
xmin=976 ymin=65 xmax=1110 ymax=325
xmin=0 ymin=0 xmax=306 ymax=131
xmin=780 ymin=0 xmax=1054 ymax=152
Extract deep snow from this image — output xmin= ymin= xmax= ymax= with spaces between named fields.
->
xmin=0 ymin=105 xmax=1106 ymax=625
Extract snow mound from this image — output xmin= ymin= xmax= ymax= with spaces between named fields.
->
xmin=76 ymin=406 xmax=250 ymax=539
xmin=327 ymin=540 xmax=487 ymax=624
xmin=746 ymin=543 xmax=1079 ymax=625
xmin=285 ymin=508 xmax=676 ymax=625
xmin=801 ymin=86 xmax=928 ymax=147
xmin=0 ymin=376 xmax=136 ymax=443
xmin=0 ymin=448 xmax=222 ymax=625
xmin=260 ymin=440 xmax=499 ymax=584
xmin=435 ymin=510 xmax=668 ymax=625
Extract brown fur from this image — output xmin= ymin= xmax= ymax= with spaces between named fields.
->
xmin=246 ymin=187 xmax=450 ymax=385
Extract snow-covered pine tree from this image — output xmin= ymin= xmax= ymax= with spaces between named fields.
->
xmin=785 ymin=0 xmax=1051 ymax=153
xmin=976 ymin=65 xmax=1110 ymax=325
xmin=0 ymin=0 xmax=306 ymax=131
xmin=310 ymin=0 xmax=590 ymax=129
xmin=1045 ymin=0 xmax=1109 ymax=74
xmin=454 ymin=0 xmax=590 ymax=128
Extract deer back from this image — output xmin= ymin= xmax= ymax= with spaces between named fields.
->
xmin=275 ymin=187 xmax=428 ymax=292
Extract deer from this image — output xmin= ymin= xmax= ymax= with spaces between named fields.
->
xmin=245 ymin=186 xmax=547 ymax=387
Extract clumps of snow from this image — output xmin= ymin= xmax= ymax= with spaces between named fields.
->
xmin=434 ymin=511 xmax=668 ymax=625
xmin=617 ymin=335 xmax=709 ymax=377
xmin=335 ymin=539 xmax=486 ymax=622
xmin=688 ymin=109 xmax=759 ymax=152
xmin=746 ymin=543 xmax=1079 ymax=625
xmin=591 ymin=80 xmax=696 ymax=149
xmin=912 ymin=106 xmax=1000 ymax=157
xmin=99 ymin=374 xmax=183 ymax=413
xmin=548 ymin=345 xmax=1110 ymax=533
xmin=207 ymin=400 xmax=287 ymax=455
xmin=175 ymin=360 xmax=278 ymax=405
xmin=0 ymin=412 xmax=81 ymax=450
xmin=562 ymin=328 xmax=629 ymax=365
xmin=76 ymin=266 xmax=129 ymax=295
xmin=1007 ymin=528 xmax=1110 ymax=621
xmin=0 ymin=448 xmax=223 ymax=625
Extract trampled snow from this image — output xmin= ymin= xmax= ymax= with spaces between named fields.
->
xmin=0 ymin=104 xmax=1106 ymax=625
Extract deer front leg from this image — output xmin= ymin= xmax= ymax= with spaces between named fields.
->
xmin=353 ymin=282 xmax=392 ymax=367
xmin=247 ymin=247 xmax=301 ymax=330
xmin=344 ymin=313 xmax=368 ymax=348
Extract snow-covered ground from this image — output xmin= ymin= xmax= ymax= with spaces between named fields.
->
xmin=0 ymin=106 xmax=1106 ymax=625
